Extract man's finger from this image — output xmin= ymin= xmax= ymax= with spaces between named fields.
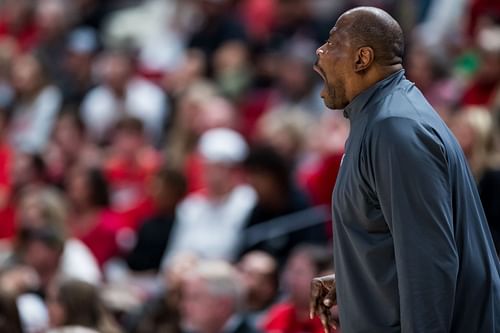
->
xmin=320 ymin=303 xmax=337 ymax=331
xmin=319 ymin=310 xmax=330 ymax=333
xmin=309 ymin=280 xmax=321 ymax=319
xmin=310 ymin=307 xmax=316 ymax=320
xmin=310 ymin=296 xmax=320 ymax=319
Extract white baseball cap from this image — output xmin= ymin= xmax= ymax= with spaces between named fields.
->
xmin=198 ymin=128 xmax=248 ymax=164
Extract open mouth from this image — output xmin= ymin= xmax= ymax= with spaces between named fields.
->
xmin=313 ymin=64 xmax=326 ymax=82
xmin=313 ymin=64 xmax=328 ymax=99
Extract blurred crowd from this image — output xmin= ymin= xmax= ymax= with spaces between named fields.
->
xmin=0 ymin=0 xmax=499 ymax=332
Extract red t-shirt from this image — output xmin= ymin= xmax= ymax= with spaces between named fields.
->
xmin=104 ymin=148 xmax=161 ymax=228
xmin=299 ymin=152 xmax=343 ymax=207
xmin=0 ymin=143 xmax=15 ymax=240
xmin=71 ymin=209 xmax=124 ymax=268
xmin=298 ymin=152 xmax=344 ymax=239
xmin=262 ymin=302 xmax=339 ymax=333
xmin=0 ymin=19 xmax=39 ymax=52
xmin=460 ymin=80 xmax=498 ymax=107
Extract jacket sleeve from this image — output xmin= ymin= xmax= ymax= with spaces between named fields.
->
xmin=366 ymin=117 xmax=458 ymax=332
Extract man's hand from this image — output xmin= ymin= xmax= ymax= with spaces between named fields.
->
xmin=310 ymin=274 xmax=338 ymax=333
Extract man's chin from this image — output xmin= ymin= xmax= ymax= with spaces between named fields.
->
xmin=323 ymin=99 xmax=338 ymax=110
xmin=322 ymin=97 xmax=348 ymax=111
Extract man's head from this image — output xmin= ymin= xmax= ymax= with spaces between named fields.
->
xmin=98 ymin=51 xmax=133 ymax=93
xmin=237 ymin=251 xmax=279 ymax=311
xmin=19 ymin=227 xmax=65 ymax=289
xmin=112 ymin=117 xmax=145 ymax=156
xmin=198 ymin=128 xmax=248 ymax=197
xmin=47 ymin=279 xmax=102 ymax=328
xmin=181 ymin=261 xmax=243 ymax=333
xmin=314 ymin=7 xmax=404 ymax=110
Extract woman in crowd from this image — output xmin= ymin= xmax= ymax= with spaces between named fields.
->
xmin=8 ymin=54 xmax=62 ymax=153
xmin=46 ymin=279 xmax=122 ymax=333
xmin=65 ymin=167 xmax=126 ymax=268
xmin=0 ymin=186 xmax=101 ymax=300
xmin=15 ymin=186 xmax=101 ymax=285
xmin=450 ymin=107 xmax=500 ymax=254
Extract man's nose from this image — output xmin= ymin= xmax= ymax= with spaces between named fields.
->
xmin=316 ymin=46 xmax=325 ymax=57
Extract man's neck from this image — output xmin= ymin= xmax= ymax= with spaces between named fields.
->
xmin=349 ymin=64 xmax=403 ymax=103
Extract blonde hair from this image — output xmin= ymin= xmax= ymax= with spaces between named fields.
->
xmin=19 ymin=186 xmax=68 ymax=234
xmin=453 ymin=107 xmax=499 ymax=179
xmin=191 ymin=261 xmax=244 ymax=310
xmin=256 ymin=109 xmax=313 ymax=159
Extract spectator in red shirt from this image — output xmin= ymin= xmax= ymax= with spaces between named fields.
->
xmin=104 ymin=117 xmax=162 ymax=229
xmin=461 ymin=26 xmax=500 ymax=107
xmin=298 ymin=112 xmax=348 ymax=207
xmin=262 ymin=245 xmax=338 ymax=333
xmin=0 ymin=0 xmax=39 ymax=53
xmin=468 ymin=0 xmax=500 ymax=38
xmin=65 ymin=166 xmax=125 ymax=268
xmin=0 ymin=111 xmax=15 ymax=240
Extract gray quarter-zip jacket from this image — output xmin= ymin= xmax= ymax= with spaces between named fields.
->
xmin=333 ymin=69 xmax=500 ymax=333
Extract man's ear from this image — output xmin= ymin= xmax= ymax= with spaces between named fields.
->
xmin=354 ymin=46 xmax=374 ymax=72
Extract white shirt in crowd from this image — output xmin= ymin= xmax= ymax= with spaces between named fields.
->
xmin=9 ymin=85 xmax=62 ymax=153
xmin=81 ymin=77 xmax=168 ymax=145
xmin=162 ymin=185 xmax=256 ymax=267
xmin=61 ymin=238 xmax=102 ymax=285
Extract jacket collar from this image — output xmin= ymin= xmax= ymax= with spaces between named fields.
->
xmin=343 ymin=69 xmax=405 ymax=119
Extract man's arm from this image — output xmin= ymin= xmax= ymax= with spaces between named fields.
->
xmin=367 ymin=117 xmax=458 ymax=332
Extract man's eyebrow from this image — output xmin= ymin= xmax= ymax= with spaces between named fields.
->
xmin=329 ymin=27 xmax=337 ymax=35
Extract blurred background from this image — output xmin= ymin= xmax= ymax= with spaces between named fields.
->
xmin=0 ymin=0 xmax=499 ymax=332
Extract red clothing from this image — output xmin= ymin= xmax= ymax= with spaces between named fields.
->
xmin=184 ymin=152 xmax=205 ymax=194
xmin=104 ymin=148 xmax=161 ymax=228
xmin=105 ymin=149 xmax=160 ymax=186
xmin=0 ymin=143 xmax=15 ymax=239
xmin=468 ymin=0 xmax=500 ymax=37
xmin=71 ymin=209 xmax=124 ymax=267
xmin=239 ymin=89 xmax=275 ymax=139
xmin=121 ymin=196 xmax=156 ymax=229
xmin=0 ymin=203 xmax=15 ymax=240
xmin=299 ymin=152 xmax=343 ymax=207
xmin=263 ymin=302 xmax=338 ymax=333
xmin=460 ymin=80 xmax=498 ymax=107
xmin=239 ymin=0 xmax=277 ymax=42
xmin=0 ymin=19 xmax=39 ymax=52
xmin=298 ymin=152 xmax=343 ymax=238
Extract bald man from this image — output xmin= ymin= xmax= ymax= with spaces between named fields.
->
xmin=309 ymin=6 xmax=500 ymax=333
